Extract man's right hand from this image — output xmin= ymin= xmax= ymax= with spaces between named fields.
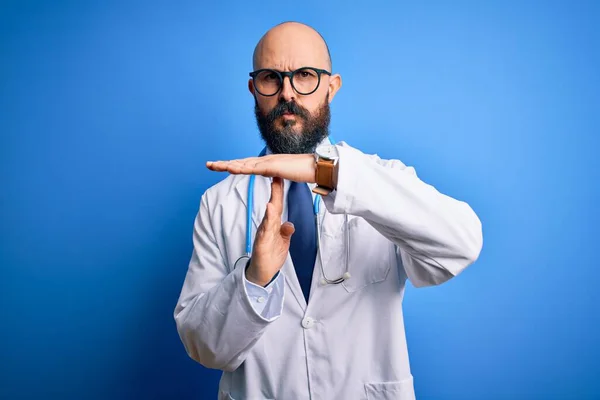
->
xmin=246 ymin=177 xmax=295 ymax=287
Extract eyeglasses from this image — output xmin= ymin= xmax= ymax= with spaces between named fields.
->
xmin=249 ymin=67 xmax=332 ymax=96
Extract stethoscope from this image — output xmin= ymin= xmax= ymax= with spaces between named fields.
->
xmin=239 ymin=144 xmax=351 ymax=286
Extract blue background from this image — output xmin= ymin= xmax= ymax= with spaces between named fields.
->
xmin=1 ymin=1 xmax=599 ymax=399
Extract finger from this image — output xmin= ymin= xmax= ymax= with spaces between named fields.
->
xmin=269 ymin=177 xmax=284 ymax=215
xmin=280 ymin=221 xmax=295 ymax=242
xmin=255 ymin=178 xmax=283 ymax=242
xmin=255 ymin=201 xmax=276 ymax=240
xmin=206 ymin=160 xmax=232 ymax=172
xmin=229 ymin=159 xmax=260 ymax=175
xmin=222 ymin=159 xmax=270 ymax=176
xmin=260 ymin=202 xmax=281 ymax=239
xmin=228 ymin=156 xmax=279 ymax=177
xmin=207 ymin=155 xmax=289 ymax=178
xmin=255 ymin=203 xmax=270 ymax=235
xmin=206 ymin=161 xmax=221 ymax=170
xmin=206 ymin=158 xmax=262 ymax=173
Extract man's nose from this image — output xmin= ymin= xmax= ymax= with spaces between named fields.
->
xmin=279 ymin=76 xmax=296 ymax=102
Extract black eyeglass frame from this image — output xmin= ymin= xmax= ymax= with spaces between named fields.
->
xmin=249 ymin=67 xmax=332 ymax=96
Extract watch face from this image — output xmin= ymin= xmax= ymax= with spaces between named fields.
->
xmin=316 ymin=144 xmax=339 ymax=160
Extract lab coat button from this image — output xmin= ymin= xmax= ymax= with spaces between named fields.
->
xmin=301 ymin=317 xmax=315 ymax=329
xmin=257 ymin=296 xmax=265 ymax=303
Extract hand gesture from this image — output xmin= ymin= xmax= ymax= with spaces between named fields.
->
xmin=206 ymin=154 xmax=316 ymax=183
xmin=245 ymin=177 xmax=295 ymax=287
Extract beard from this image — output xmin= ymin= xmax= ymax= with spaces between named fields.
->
xmin=254 ymin=97 xmax=330 ymax=154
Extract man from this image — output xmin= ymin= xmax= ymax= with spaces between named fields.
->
xmin=174 ymin=21 xmax=483 ymax=400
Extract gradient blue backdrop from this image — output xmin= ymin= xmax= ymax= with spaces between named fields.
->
xmin=1 ymin=1 xmax=599 ymax=399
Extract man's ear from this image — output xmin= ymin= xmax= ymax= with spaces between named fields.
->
xmin=248 ymin=79 xmax=255 ymax=96
xmin=327 ymin=74 xmax=342 ymax=103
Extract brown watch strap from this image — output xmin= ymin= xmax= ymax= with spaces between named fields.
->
xmin=314 ymin=159 xmax=336 ymax=195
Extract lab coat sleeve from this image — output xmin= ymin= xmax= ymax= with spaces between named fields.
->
xmin=321 ymin=142 xmax=483 ymax=288
xmin=174 ymin=193 xmax=285 ymax=372
xmin=243 ymin=270 xmax=285 ymax=320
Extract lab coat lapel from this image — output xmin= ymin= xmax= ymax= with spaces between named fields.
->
xmin=235 ymin=175 xmax=307 ymax=311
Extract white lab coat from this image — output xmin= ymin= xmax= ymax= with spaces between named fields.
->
xmin=174 ymin=140 xmax=483 ymax=400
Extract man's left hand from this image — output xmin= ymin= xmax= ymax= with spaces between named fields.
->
xmin=206 ymin=154 xmax=316 ymax=183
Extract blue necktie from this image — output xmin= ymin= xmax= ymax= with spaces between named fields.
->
xmin=287 ymin=181 xmax=317 ymax=302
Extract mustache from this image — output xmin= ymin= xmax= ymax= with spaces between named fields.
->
xmin=267 ymin=101 xmax=309 ymax=120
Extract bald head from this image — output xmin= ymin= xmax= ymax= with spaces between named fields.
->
xmin=252 ymin=22 xmax=331 ymax=71
xmin=249 ymin=22 xmax=342 ymax=154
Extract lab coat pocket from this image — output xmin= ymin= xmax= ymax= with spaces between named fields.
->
xmin=365 ymin=376 xmax=416 ymax=400
xmin=341 ymin=217 xmax=392 ymax=293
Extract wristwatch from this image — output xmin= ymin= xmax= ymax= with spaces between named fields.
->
xmin=313 ymin=144 xmax=339 ymax=196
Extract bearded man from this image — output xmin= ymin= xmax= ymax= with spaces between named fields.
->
xmin=174 ymin=21 xmax=483 ymax=400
